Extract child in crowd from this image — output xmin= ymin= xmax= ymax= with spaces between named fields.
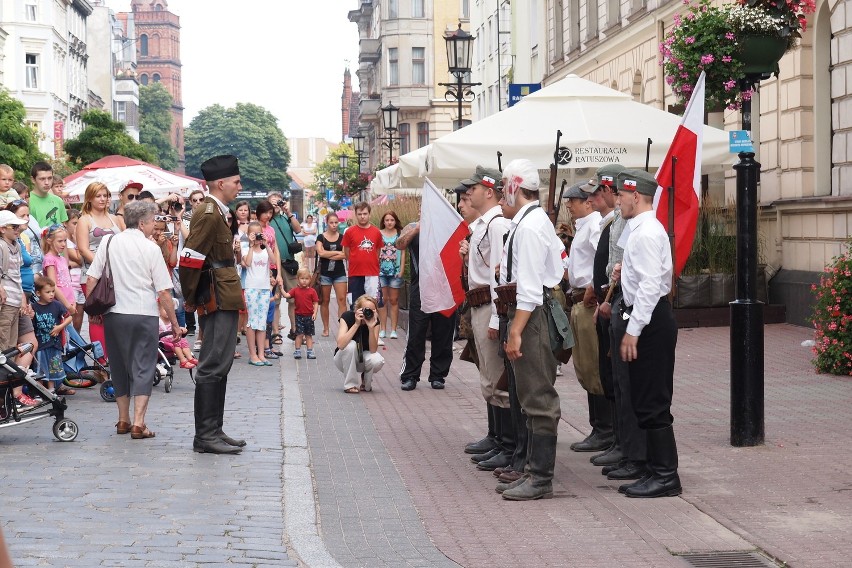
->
xmin=31 ymin=276 xmax=73 ymax=395
xmin=0 ymin=164 xmax=19 ymax=208
xmin=63 ymin=209 xmax=85 ymax=332
xmin=282 ymin=268 xmax=319 ymax=360
xmin=41 ymin=224 xmax=76 ymax=319
xmin=158 ymin=300 xmax=196 ymax=369
xmin=242 ymin=221 xmax=274 ymax=366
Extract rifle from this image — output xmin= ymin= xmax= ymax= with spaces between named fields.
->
xmin=547 ymin=130 xmax=562 ymax=225
xmin=497 ymin=151 xmax=503 ymax=173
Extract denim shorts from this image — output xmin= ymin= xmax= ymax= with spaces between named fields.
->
xmin=320 ymin=275 xmax=348 ymax=286
xmin=379 ymin=276 xmax=403 ymax=289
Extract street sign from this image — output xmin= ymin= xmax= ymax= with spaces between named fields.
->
xmin=729 ymin=130 xmax=754 ymax=153
xmin=508 ymin=83 xmax=542 ymax=107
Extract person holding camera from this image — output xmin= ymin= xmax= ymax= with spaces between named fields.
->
xmin=241 ymin=221 xmax=275 ymax=366
xmin=267 ymin=192 xmax=302 ymax=341
xmin=334 ymin=294 xmax=384 ymax=393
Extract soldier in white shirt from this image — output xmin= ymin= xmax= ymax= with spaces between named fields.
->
xmin=457 ymin=166 xmax=516 ymax=474
xmin=611 ymin=168 xmax=681 ymax=498
xmin=563 ymin=182 xmax=614 ymax=457
xmin=495 ymin=159 xmax=567 ymax=501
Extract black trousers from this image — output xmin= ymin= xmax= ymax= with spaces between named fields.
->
xmin=399 ymin=303 xmax=456 ymax=384
xmin=610 ymin=291 xmax=646 ymax=461
xmin=595 ymin=315 xmax=614 ymax=399
xmin=625 ymin=297 xmax=678 ymax=430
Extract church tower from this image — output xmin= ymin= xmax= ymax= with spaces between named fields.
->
xmin=130 ymin=0 xmax=185 ymax=171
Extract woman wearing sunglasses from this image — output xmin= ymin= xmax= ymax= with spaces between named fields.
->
xmin=113 ymin=181 xmax=142 ymax=231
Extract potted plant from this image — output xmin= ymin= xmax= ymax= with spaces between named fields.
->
xmin=811 ymin=240 xmax=852 ymax=375
xmin=660 ymin=0 xmax=816 ymax=110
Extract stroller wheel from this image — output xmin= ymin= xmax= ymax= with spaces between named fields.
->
xmin=100 ymin=381 xmax=116 ymax=402
xmin=53 ymin=418 xmax=79 ymax=442
xmin=164 ymin=370 xmax=173 ymax=393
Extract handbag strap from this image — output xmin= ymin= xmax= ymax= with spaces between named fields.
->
xmin=102 ymin=235 xmax=114 ymax=281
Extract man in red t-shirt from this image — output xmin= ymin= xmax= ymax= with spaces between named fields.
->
xmin=341 ymin=202 xmax=383 ymax=308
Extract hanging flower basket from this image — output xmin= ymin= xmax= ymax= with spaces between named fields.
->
xmin=738 ymin=34 xmax=791 ymax=75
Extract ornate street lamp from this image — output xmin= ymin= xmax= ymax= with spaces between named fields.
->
xmin=339 ymin=154 xmax=349 ymax=171
xmin=439 ymin=23 xmax=481 ymax=130
xmin=352 ymin=132 xmax=367 ymax=170
xmin=378 ymin=101 xmax=401 ymax=163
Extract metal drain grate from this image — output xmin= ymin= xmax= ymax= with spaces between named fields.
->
xmin=679 ymin=551 xmax=780 ymax=567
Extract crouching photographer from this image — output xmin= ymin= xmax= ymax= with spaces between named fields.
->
xmin=334 ymin=294 xmax=384 ymax=394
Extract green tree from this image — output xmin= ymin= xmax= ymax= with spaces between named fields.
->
xmin=309 ymin=143 xmax=368 ymax=202
xmin=0 ymin=90 xmax=48 ymax=180
xmin=64 ymin=109 xmax=155 ymax=166
xmin=139 ymin=83 xmax=178 ymax=171
xmin=184 ymin=103 xmax=290 ymax=191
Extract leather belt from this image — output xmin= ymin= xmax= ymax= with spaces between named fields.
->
xmin=466 ymin=285 xmax=491 ymax=308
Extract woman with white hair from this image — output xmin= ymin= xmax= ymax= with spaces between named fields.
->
xmin=86 ymin=200 xmax=180 ymax=439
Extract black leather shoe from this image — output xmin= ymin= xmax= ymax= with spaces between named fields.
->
xmin=618 ymin=474 xmax=651 ymax=494
xmin=430 ymin=380 xmax=445 ymax=389
xmin=470 ymin=448 xmax=500 ymax=464
xmin=465 ymin=436 xmax=498 ymax=455
xmin=477 ymin=451 xmax=512 ymax=471
xmin=591 ymin=446 xmax=624 ymax=466
xmin=602 ymin=460 xmax=625 ymax=475
xmin=193 ymin=438 xmax=242 ymax=454
xmin=570 ymin=431 xmax=613 ymax=452
xmin=219 ymin=432 xmax=247 ymax=447
xmin=401 ymin=379 xmax=417 ymax=391
xmin=607 ymin=461 xmax=646 ymax=480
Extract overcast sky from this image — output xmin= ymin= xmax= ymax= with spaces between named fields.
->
xmin=105 ymin=0 xmax=361 ymax=142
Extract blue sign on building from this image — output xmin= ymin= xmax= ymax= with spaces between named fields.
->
xmin=508 ymin=83 xmax=542 ymax=107
xmin=729 ymin=130 xmax=754 ymax=153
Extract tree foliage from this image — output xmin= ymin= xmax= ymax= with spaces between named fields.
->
xmin=0 ymin=90 xmax=48 ymax=181
xmin=184 ymin=103 xmax=290 ymax=191
xmin=309 ymin=143 xmax=369 ymax=202
xmin=64 ymin=109 xmax=155 ymax=166
xmin=139 ymin=83 xmax=178 ymax=171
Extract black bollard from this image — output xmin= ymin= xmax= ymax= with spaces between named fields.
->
xmin=730 ymin=151 xmax=764 ymax=446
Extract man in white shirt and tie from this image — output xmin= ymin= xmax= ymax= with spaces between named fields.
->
xmin=611 ymin=168 xmax=681 ymax=498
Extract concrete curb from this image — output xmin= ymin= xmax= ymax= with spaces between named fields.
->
xmin=280 ymin=360 xmax=342 ymax=568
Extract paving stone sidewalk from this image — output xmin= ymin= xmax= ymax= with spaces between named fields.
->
xmin=0 ymin=339 xmax=295 ymax=568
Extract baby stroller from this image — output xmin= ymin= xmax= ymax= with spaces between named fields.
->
xmin=0 ymin=343 xmax=79 ymax=441
xmin=152 ymin=331 xmax=195 ymax=394
xmin=62 ymin=326 xmax=111 ymax=397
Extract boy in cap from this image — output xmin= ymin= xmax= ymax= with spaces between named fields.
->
xmin=179 ymin=155 xmax=247 ymax=455
xmin=611 ymin=168 xmax=681 ymax=498
xmin=496 ymin=159 xmax=567 ymax=500
xmin=457 ymin=166 xmax=515 ymax=472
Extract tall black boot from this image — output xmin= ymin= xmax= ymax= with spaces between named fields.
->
xmin=216 ymin=378 xmax=246 ymax=447
xmin=502 ymin=433 xmax=557 ymax=501
xmin=477 ymin=407 xmax=514 ymax=471
xmin=571 ymin=393 xmax=613 ymax=452
xmin=464 ymin=404 xmax=498 ymax=454
xmin=625 ymin=425 xmax=681 ymax=498
xmin=193 ymin=383 xmax=241 ymax=454
xmin=591 ymin=400 xmax=622 ymax=466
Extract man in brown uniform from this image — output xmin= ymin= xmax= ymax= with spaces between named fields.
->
xmin=179 ymin=155 xmax=246 ymax=455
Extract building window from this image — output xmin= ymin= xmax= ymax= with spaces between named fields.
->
xmin=153 ymin=73 xmax=161 ymax=83
xmin=140 ymin=74 xmax=149 ymax=86
xmin=417 ymin=122 xmax=429 ymax=148
xmin=25 ymin=2 xmax=37 ymax=21
xmin=389 ymin=0 xmax=398 ymax=18
xmin=399 ymin=123 xmax=410 ymax=155
xmin=412 ymin=47 xmax=425 ymax=84
xmin=553 ymin=0 xmax=564 ymax=61
xmin=140 ymin=34 xmax=148 ymax=56
xmin=388 ymin=48 xmax=399 ymax=86
xmin=412 ymin=0 xmax=424 ymax=18
xmin=115 ymin=101 xmax=127 ymax=122
xmin=462 ymin=0 xmax=470 ymax=19
xmin=25 ymin=53 xmax=39 ymax=89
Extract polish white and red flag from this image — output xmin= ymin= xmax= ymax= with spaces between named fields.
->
xmin=654 ymin=70 xmax=705 ymax=277
xmin=419 ymin=178 xmax=469 ymax=317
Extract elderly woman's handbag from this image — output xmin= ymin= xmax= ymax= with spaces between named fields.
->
xmin=83 ymin=238 xmax=116 ymax=316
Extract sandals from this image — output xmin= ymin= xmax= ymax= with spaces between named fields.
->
xmin=322 ymin=330 xmax=329 ymax=337
xmin=179 ymin=360 xmax=196 ymax=369
xmin=115 ymin=421 xmax=131 ymax=435
xmin=233 ymin=352 xmax=242 ymax=359
xmin=271 ymin=333 xmax=284 ymax=345
xmin=55 ymin=386 xmax=76 ymax=396
xmin=344 ymin=387 xmax=360 ymax=394
xmin=130 ymin=424 xmax=156 ymax=439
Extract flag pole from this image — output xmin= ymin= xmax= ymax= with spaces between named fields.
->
xmin=645 ymin=138 xmax=653 ymax=172
xmin=668 ymin=156 xmax=678 ymax=297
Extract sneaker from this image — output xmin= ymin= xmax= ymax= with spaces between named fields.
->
xmin=390 ymin=330 xmax=398 ymax=339
xmin=264 ymin=349 xmax=280 ymax=360
xmin=293 ymin=350 xmax=302 ymax=359
xmin=378 ymin=337 xmax=385 ymax=346
xmin=156 ymin=364 xmax=168 ymax=378
xmin=193 ymin=340 xmax=202 ymax=351
xmin=379 ymin=330 xmax=386 ymax=339
xmin=306 ymin=350 xmax=316 ymax=360
xmin=15 ymin=394 xmax=39 ymax=408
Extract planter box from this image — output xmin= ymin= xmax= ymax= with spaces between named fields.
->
xmin=674 ymin=274 xmax=711 ymax=308
xmin=710 ymin=273 xmax=735 ymax=307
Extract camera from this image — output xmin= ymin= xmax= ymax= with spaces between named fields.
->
xmin=362 ymin=308 xmax=374 ymax=320
xmin=276 ymin=200 xmax=286 ymax=207
xmin=171 ymin=201 xmax=183 ymax=211
xmin=253 ymin=232 xmax=264 ymax=240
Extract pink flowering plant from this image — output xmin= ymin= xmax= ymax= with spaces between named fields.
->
xmin=811 ymin=242 xmax=852 ymax=375
xmin=661 ymin=0 xmax=816 ymax=110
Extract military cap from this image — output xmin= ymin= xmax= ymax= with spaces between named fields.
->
xmin=453 ymin=183 xmax=469 ymax=194
xmin=200 ymin=154 xmax=240 ymax=182
xmin=460 ymin=165 xmax=502 ymax=190
xmin=564 ymin=182 xmax=590 ymax=200
xmin=596 ymin=163 xmax=626 ymax=188
xmin=579 ymin=178 xmax=599 ymax=194
xmin=617 ymin=168 xmax=658 ymax=197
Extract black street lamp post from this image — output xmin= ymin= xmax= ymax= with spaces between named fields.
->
xmin=439 ymin=23 xmax=481 ymax=130
xmin=352 ymin=133 xmax=368 ymax=171
xmin=378 ymin=101 xmax=400 ymax=163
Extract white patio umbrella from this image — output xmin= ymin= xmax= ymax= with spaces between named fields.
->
xmin=427 ymin=74 xmax=733 ymax=181
xmin=63 ymin=155 xmax=204 ymax=204
xmin=371 ymin=145 xmax=461 ymax=195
